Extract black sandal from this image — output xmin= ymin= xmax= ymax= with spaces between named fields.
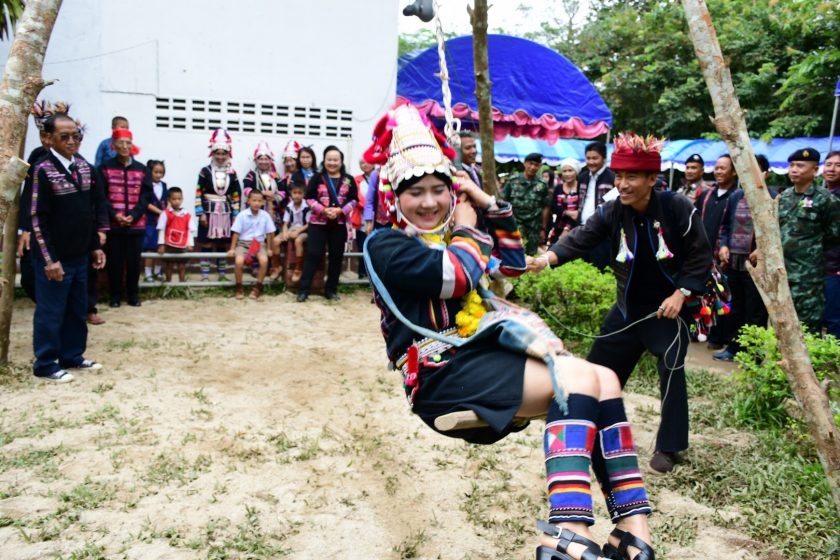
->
xmin=602 ymin=527 xmax=655 ymax=560
xmin=535 ymin=520 xmax=603 ymax=560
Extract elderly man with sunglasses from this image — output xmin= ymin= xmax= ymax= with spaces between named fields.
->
xmin=29 ymin=114 xmax=107 ymax=383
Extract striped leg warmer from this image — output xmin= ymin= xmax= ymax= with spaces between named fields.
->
xmin=545 ymin=394 xmax=598 ymax=525
xmin=591 ymin=398 xmax=651 ymax=522
xmin=200 ymin=259 xmax=210 ymax=279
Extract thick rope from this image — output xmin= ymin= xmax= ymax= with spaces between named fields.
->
xmin=433 ymin=1 xmax=461 ymax=148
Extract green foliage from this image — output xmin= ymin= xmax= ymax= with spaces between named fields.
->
xmin=533 ymin=0 xmax=840 ymax=139
xmin=512 ymin=259 xmax=615 ymax=345
xmin=398 ymin=29 xmax=455 ymax=58
xmin=730 ymin=325 xmax=840 ymax=431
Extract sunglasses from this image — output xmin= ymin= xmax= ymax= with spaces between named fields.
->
xmin=57 ymin=132 xmax=83 ymax=142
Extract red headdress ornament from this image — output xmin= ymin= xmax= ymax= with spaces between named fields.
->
xmin=609 ymin=132 xmax=664 ymax=172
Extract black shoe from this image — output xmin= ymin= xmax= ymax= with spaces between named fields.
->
xmin=109 ymin=301 xmax=120 ymax=308
xmin=325 ymin=292 xmax=340 ymax=301
xmin=296 ymin=292 xmax=308 ymax=302
xmin=649 ymin=450 xmax=677 ymax=473
xmin=127 ymin=300 xmax=141 ymax=307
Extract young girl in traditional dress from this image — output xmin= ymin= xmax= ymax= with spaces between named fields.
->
xmin=143 ymin=159 xmax=168 ymax=282
xmin=363 ymin=103 xmax=655 ymax=560
xmin=195 ymin=129 xmax=241 ymax=281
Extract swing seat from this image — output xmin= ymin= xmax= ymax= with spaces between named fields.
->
xmin=434 ymin=410 xmax=544 ymax=431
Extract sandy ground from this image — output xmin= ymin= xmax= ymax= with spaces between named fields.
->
xmin=0 ymin=290 xmax=771 ymax=560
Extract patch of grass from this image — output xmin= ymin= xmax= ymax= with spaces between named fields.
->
xmin=143 ymin=452 xmax=212 ymax=487
xmin=392 ymin=528 xmax=427 ymax=559
xmin=189 ymin=387 xmax=210 ymax=405
xmin=651 ymin=408 xmax=839 ymax=557
xmin=0 ymin=362 xmax=31 ymax=388
xmin=203 ymin=505 xmax=290 ymax=559
xmin=60 ymin=478 xmax=115 ymax=510
xmin=91 ymin=382 xmax=114 ymax=395
xmin=104 ymin=338 xmax=161 ymax=352
xmin=85 ymin=403 xmax=121 ymax=424
xmin=67 ymin=542 xmax=107 ymax=559
xmin=0 ymin=446 xmax=64 ymax=476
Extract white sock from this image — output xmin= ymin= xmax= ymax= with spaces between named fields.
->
xmin=145 ymin=266 xmax=152 ymax=277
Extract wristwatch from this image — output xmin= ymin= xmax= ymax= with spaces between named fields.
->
xmin=679 ymin=288 xmax=691 ymax=297
xmin=484 ymin=195 xmax=497 ymax=210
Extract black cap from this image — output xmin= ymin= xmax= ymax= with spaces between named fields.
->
xmin=686 ymin=153 xmax=704 ymax=165
xmin=524 ymin=152 xmax=543 ymax=164
xmin=787 ymin=147 xmax=820 ymax=163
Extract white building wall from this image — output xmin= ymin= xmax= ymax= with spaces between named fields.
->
xmin=2 ymin=0 xmax=399 ymax=209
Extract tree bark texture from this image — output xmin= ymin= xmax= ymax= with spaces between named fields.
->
xmin=467 ymin=0 xmax=498 ymax=196
xmin=682 ymin=0 xmax=840 ymax=516
xmin=0 ymin=187 xmax=20 ymax=362
xmin=0 ymin=0 xmax=62 ymax=230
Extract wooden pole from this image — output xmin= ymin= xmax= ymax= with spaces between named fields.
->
xmin=467 ymin=0 xmax=498 ymax=196
xmin=682 ymin=0 xmax=840 ymax=516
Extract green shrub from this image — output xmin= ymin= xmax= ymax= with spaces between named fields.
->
xmin=731 ymin=325 xmax=840 ymax=431
xmin=513 ymin=259 xmax=615 ymax=346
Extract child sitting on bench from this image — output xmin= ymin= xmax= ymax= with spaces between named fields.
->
xmin=228 ymin=190 xmax=275 ymax=300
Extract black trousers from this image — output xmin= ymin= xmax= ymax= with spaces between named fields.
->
xmin=586 ymin=303 xmax=691 ymax=453
xmin=299 ymin=222 xmax=347 ymax=295
xmin=724 ymin=267 xmax=768 ymax=354
xmin=106 ymin=233 xmax=143 ymax=304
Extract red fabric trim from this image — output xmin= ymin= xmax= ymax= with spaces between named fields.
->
xmin=401 ymin=98 xmax=610 ymax=144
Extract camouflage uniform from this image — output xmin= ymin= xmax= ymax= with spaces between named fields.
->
xmin=777 ymin=183 xmax=840 ymax=332
xmin=501 ymin=173 xmax=550 ymax=255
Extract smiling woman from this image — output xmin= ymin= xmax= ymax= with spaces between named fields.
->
xmin=363 ymin=105 xmax=657 ymax=560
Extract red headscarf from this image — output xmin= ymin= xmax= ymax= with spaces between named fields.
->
xmin=112 ymin=128 xmax=141 ymax=156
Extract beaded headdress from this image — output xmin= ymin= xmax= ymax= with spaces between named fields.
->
xmin=208 ymin=128 xmax=233 ymax=157
xmin=282 ymin=139 xmax=301 ymax=160
xmin=363 ymin=103 xmax=457 ymax=230
xmin=253 ymin=140 xmax=274 ymax=160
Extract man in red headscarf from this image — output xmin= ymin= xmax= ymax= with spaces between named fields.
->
xmin=98 ymin=128 xmax=153 ymax=307
xmin=529 ymin=133 xmax=712 ymax=473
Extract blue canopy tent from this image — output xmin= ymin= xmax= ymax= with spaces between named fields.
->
xmin=397 ymin=34 xmax=612 ymax=143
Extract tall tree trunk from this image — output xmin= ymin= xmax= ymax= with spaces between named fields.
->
xmin=467 ymin=0 xmax=497 ymax=196
xmin=0 ymin=0 xmax=62 ymax=230
xmin=0 ymin=186 xmax=20 ymax=362
xmin=682 ymin=0 xmax=840 ymax=516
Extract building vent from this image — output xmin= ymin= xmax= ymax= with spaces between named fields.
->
xmin=155 ymin=97 xmax=353 ymax=138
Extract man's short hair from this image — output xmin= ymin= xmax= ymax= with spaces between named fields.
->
xmin=755 ymin=154 xmax=770 ymax=173
xmin=290 ymin=181 xmax=306 ymax=191
xmin=825 ymin=150 xmax=840 ymax=160
xmin=43 ymin=113 xmax=74 ymax=134
xmin=248 ymin=189 xmax=264 ymax=198
xmin=112 ymin=116 xmax=128 ymax=127
xmin=167 ymin=186 xmax=183 ymax=198
xmin=524 ymin=152 xmax=543 ymax=164
xmin=458 ymin=130 xmax=475 ymax=139
xmin=584 ymin=141 xmax=607 ymax=158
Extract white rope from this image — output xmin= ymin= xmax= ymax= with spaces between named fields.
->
xmin=433 ymin=1 xmax=461 ymax=147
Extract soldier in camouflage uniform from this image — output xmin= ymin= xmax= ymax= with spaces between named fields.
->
xmin=501 ymin=152 xmax=551 ymax=255
xmin=778 ymin=147 xmax=840 ymax=333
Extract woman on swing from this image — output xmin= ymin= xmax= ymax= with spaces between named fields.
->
xmin=363 ymin=103 xmax=655 ymax=560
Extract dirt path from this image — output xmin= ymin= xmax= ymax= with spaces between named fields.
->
xmin=0 ymin=292 xmax=761 ymax=559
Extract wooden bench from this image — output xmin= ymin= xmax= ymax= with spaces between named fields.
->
xmin=434 ymin=410 xmax=544 ymax=431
